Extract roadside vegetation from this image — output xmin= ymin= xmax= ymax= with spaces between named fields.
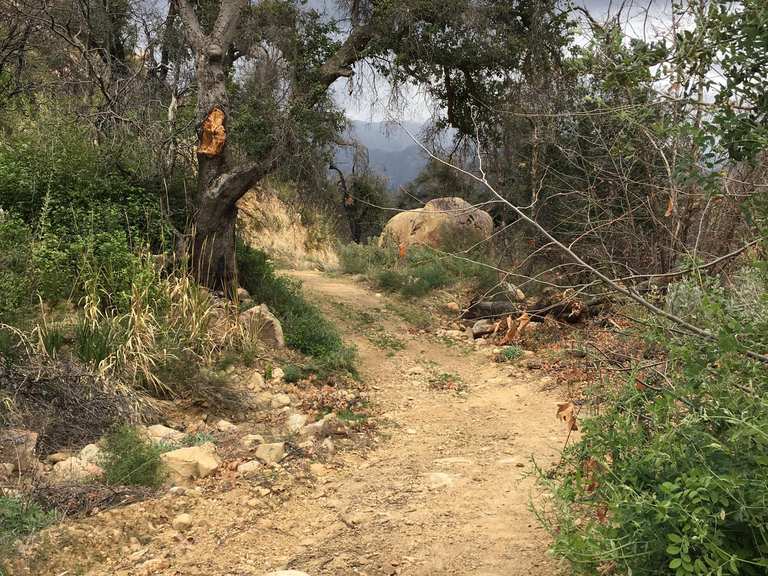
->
xmin=0 ymin=110 xmax=356 ymax=553
xmin=0 ymin=0 xmax=766 ymax=572
xmin=0 ymin=496 xmax=54 ymax=558
xmin=237 ymin=243 xmax=357 ymax=376
xmin=339 ymin=242 xmax=498 ymax=298
xmin=541 ymin=265 xmax=768 ymax=576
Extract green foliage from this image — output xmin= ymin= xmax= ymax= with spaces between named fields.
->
xmin=282 ymin=364 xmax=306 ymax=383
xmin=0 ymin=114 xmax=168 ymax=310
xmin=236 ymin=242 xmax=357 ymax=375
xmin=74 ymin=320 xmax=118 ymax=366
xmin=339 ymin=241 xmax=397 ymax=275
xmin=399 ymin=160 xmax=482 ymax=212
xmin=677 ymin=0 xmax=768 ymax=161
xmin=0 ymin=215 xmax=34 ymax=320
xmin=0 ymin=117 xmax=160 ymax=234
xmin=100 ymin=426 xmax=166 ymax=488
xmin=370 ymin=0 xmax=571 ymax=135
xmin=180 ymin=432 xmax=216 ymax=447
xmin=0 ymin=496 xmax=54 ymax=552
xmin=336 ymin=408 xmax=369 ymax=424
xmin=339 ymin=242 xmax=497 ymax=298
xmin=343 ymin=173 xmax=391 ymax=243
xmin=500 ymin=345 xmax=523 ymax=361
xmin=543 ymin=266 xmax=768 ymax=576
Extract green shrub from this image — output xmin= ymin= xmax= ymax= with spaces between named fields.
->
xmin=500 ymin=345 xmax=523 ymax=361
xmin=400 ymin=262 xmax=450 ymax=297
xmin=0 ymin=328 xmax=21 ymax=362
xmin=542 ymin=270 xmax=768 ymax=576
xmin=0 ymin=117 xmax=169 ymax=311
xmin=283 ymin=364 xmax=306 ymax=383
xmin=374 ymin=269 xmax=405 ymax=292
xmin=236 ymin=242 xmax=357 ymax=375
xmin=339 ymin=241 xmax=396 ymax=275
xmin=31 ymin=229 xmax=75 ymax=303
xmin=100 ymin=426 xmax=166 ymax=487
xmin=0 ymin=496 xmax=54 ymax=552
xmin=0 ymin=215 xmax=34 ymax=320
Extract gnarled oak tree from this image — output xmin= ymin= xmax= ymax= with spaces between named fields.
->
xmin=170 ymin=0 xmax=567 ymax=292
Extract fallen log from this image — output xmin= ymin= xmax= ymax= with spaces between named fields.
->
xmin=463 ymin=300 xmax=521 ymax=320
xmin=464 ymin=292 xmax=610 ymax=323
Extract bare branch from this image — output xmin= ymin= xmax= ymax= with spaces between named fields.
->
xmin=398 ymin=121 xmax=768 ymax=364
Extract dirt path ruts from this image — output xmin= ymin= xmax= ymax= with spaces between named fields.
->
xmin=275 ymin=271 xmax=563 ymax=576
xmin=15 ymin=272 xmax=565 ymax=576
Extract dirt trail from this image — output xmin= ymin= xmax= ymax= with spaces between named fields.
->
xmin=16 ymin=272 xmax=565 ymax=576
xmin=268 ymin=271 xmax=564 ymax=575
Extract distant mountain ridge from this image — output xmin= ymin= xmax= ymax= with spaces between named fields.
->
xmin=334 ymin=120 xmax=431 ymax=191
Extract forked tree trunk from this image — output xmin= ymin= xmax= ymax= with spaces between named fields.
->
xmin=174 ymin=0 xmax=374 ymax=295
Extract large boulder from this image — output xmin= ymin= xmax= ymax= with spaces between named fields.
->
xmin=240 ymin=304 xmax=285 ymax=349
xmin=379 ymin=197 xmax=493 ymax=250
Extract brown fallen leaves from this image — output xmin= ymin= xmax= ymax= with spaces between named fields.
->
xmin=498 ymin=312 xmax=530 ymax=345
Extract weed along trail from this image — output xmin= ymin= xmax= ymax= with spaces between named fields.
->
xmin=279 ymin=270 xmax=564 ymax=575
xmin=7 ymin=271 xmax=564 ymax=576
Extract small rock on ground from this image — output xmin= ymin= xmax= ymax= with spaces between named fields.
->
xmin=255 ymin=442 xmax=286 ymax=464
xmin=216 ymin=419 xmax=238 ymax=432
xmin=146 ymin=424 xmax=186 ymax=444
xmin=172 ymin=513 xmax=193 ymax=532
xmin=286 ymin=413 xmax=308 ymax=433
xmin=271 ymin=367 xmax=286 ymax=383
xmin=271 ymin=393 xmax=291 ymax=408
xmin=78 ymin=444 xmax=101 ymax=465
xmin=240 ymin=434 xmax=265 ymax=449
xmin=160 ymin=443 xmax=221 ymax=486
xmin=237 ymin=460 xmax=262 ymax=477
xmin=247 ymin=372 xmax=266 ymax=390
xmin=51 ymin=457 xmax=103 ymax=483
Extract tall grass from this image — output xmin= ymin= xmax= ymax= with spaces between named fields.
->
xmin=19 ymin=251 xmax=262 ymax=399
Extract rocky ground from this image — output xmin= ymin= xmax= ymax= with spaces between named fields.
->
xmin=5 ymin=271 xmax=571 ymax=576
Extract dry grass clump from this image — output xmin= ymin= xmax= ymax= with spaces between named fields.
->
xmin=8 ymin=254 xmax=264 ymax=402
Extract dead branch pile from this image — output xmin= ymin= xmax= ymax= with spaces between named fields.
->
xmin=0 ymin=358 xmax=156 ymax=454
xmin=31 ymin=482 xmax=155 ymax=518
